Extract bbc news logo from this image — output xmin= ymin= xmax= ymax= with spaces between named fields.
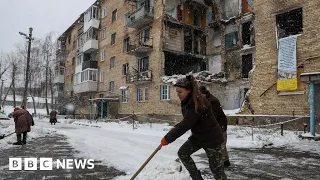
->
xmin=9 ymin=158 xmax=95 ymax=170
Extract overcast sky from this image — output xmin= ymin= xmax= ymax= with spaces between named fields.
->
xmin=0 ymin=0 xmax=96 ymax=53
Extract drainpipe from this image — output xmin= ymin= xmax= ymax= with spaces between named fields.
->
xmin=309 ymin=81 xmax=315 ymax=136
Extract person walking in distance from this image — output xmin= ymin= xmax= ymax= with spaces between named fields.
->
xmin=50 ymin=110 xmax=58 ymax=125
xmin=160 ymin=75 xmax=227 ymax=180
xmin=12 ymin=108 xmax=33 ymax=145
xmin=199 ymin=86 xmax=230 ymax=167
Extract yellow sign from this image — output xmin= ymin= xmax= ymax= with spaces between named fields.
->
xmin=277 ymin=78 xmax=298 ymax=91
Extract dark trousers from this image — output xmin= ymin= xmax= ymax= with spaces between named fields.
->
xmin=178 ymin=139 xmax=227 ymax=180
xmin=17 ymin=131 xmax=27 ymax=144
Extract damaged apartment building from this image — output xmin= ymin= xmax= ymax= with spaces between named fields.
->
xmin=55 ymin=0 xmax=255 ymax=118
xmin=163 ymin=0 xmax=255 ymax=110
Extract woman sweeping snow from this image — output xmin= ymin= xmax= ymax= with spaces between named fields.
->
xmin=160 ymin=75 xmax=227 ymax=180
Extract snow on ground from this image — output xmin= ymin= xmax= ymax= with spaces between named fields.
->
xmin=0 ymin=117 xmax=57 ymax=149
xmin=2 ymin=116 xmax=320 ymax=179
xmin=2 ymin=106 xmax=49 ymax=115
xmin=41 ymin=119 xmax=320 ymax=179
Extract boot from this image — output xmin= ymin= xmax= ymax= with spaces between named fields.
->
xmin=224 ymin=160 xmax=231 ymax=167
xmin=22 ymin=132 xmax=27 ymax=145
xmin=189 ymin=170 xmax=204 ymax=180
xmin=13 ymin=134 xmax=22 ymax=145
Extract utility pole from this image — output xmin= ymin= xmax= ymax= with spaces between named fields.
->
xmin=0 ymin=79 xmax=4 ymax=106
xmin=19 ymin=27 xmax=33 ymax=109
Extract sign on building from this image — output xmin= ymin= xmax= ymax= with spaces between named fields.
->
xmin=277 ymin=36 xmax=298 ymax=91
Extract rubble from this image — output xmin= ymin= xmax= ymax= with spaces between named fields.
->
xmin=162 ymin=71 xmax=228 ymax=85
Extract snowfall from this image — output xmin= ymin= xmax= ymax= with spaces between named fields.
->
xmin=1 ymin=106 xmax=320 ymax=180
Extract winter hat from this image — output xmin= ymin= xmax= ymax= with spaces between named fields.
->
xmin=14 ymin=108 xmax=20 ymax=112
xmin=199 ymin=86 xmax=209 ymax=94
xmin=174 ymin=75 xmax=193 ymax=90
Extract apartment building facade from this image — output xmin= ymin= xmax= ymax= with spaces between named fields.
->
xmin=55 ymin=0 xmax=255 ymax=118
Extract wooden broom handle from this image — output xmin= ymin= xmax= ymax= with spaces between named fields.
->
xmin=130 ymin=144 xmax=162 ymax=180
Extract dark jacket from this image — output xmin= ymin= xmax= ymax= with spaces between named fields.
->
xmin=206 ymin=93 xmax=228 ymax=131
xmin=165 ymin=93 xmax=224 ymax=148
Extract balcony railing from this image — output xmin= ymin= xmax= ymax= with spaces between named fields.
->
xmin=127 ymin=37 xmax=153 ymax=56
xmin=126 ymin=70 xmax=152 ymax=84
xmin=82 ymin=60 xmax=98 ymax=71
xmin=126 ymin=6 xmax=154 ymax=29
xmin=73 ymin=81 xmax=98 ymax=94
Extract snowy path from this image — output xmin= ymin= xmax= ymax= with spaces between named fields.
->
xmin=0 ymin=134 xmax=125 ymax=180
xmin=2 ymin=117 xmax=320 ymax=180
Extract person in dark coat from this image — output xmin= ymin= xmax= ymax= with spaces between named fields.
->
xmin=50 ymin=110 xmax=58 ymax=125
xmin=12 ymin=108 xmax=33 ymax=145
xmin=199 ymin=86 xmax=230 ymax=167
xmin=161 ymin=75 xmax=227 ymax=180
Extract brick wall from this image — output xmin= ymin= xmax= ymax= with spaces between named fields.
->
xmin=249 ymin=0 xmax=320 ymax=115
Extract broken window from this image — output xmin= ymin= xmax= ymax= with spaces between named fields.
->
xmin=123 ymin=37 xmax=130 ymax=52
xmin=225 ymin=31 xmax=238 ymax=49
xmin=242 ymin=21 xmax=252 ymax=45
xmin=242 ymin=54 xmax=253 ymax=78
xmin=112 ymin=9 xmax=117 ymax=22
xmin=122 ymin=63 xmax=129 ymax=75
xmin=276 ymin=8 xmax=303 ymax=39
xmin=111 ymin=33 xmax=116 ymax=45
xmin=213 ymin=27 xmax=221 ymax=47
xmin=138 ymin=56 xmax=149 ymax=72
xmin=184 ymin=29 xmax=192 ymax=53
xmin=139 ymin=28 xmax=150 ymax=44
xmin=164 ymin=52 xmax=206 ymax=76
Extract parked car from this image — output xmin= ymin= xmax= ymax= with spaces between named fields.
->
xmin=0 ymin=112 xmax=9 ymax=120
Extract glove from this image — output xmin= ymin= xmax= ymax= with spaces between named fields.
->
xmin=161 ymin=137 xmax=169 ymax=146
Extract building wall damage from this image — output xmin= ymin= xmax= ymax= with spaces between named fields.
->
xmin=161 ymin=0 xmax=255 ymax=110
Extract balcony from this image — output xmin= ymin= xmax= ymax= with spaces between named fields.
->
xmin=53 ymin=91 xmax=64 ymax=98
xmin=127 ymin=38 xmax=153 ymax=56
xmin=84 ymin=6 xmax=100 ymax=32
xmin=54 ymin=75 xmax=64 ymax=84
xmin=73 ymin=81 xmax=98 ymax=94
xmin=126 ymin=6 xmax=154 ymax=29
xmin=82 ymin=60 xmax=98 ymax=71
xmin=83 ymin=39 xmax=98 ymax=53
xmin=126 ymin=70 xmax=152 ymax=84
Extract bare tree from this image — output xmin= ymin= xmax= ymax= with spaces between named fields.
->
xmin=39 ymin=33 xmax=55 ymax=115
